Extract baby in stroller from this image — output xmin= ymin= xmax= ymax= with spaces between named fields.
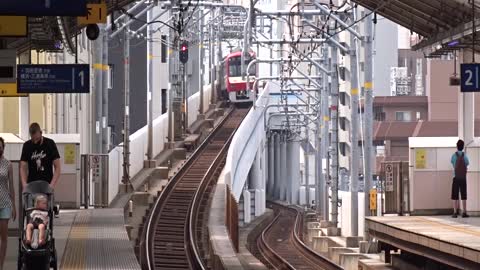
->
xmin=18 ymin=181 xmax=58 ymax=270
xmin=24 ymin=194 xmax=49 ymax=249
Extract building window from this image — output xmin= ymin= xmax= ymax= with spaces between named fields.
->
xmin=376 ymin=145 xmax=385 ymax=157
xmin=161 ymin=89 xmax=167 ymax=114
xmin=339 ymin=117 xmax=347 ymax=131
xmin=395 ymin=111 xmax=411 ymax=122
xmin=340 ymin=142 xmax=347 ymax=156
xmin=375 ymin=111 xmax=385 ymax=121
xmin=416 ymin=111 xmax=421 ymax=120
xmin=161 ymin=35 xmax=167 ymax=63
xmin=339 ymin=92 xmax=346 ymax=106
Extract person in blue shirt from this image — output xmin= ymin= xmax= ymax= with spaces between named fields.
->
xmin=451 ymin=139 xmax=469 ymax=218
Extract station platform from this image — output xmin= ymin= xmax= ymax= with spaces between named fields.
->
xmin=5 ymin=208 xmax=140 ymax=270
xmin=366 ymin=216 xmax=480 ymax=269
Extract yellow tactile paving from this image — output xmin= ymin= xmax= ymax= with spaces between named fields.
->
xmin=58 ymin=209 xmax=141 ymax=270
xmin=60 ymin=211 xmax=89 ymax=270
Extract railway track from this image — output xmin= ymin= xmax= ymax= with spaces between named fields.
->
xmin=257 ymin=202 xmax=343 ymax=270
xmin=140 ymin=107 xmax=249 ymax=270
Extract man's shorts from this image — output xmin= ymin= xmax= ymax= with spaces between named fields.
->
xmin=452 ymin=177 xmax=467 ymax=200
xmin=0 ymin=207 xmax=11 ymax=219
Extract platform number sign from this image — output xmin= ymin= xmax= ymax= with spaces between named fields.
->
xmin=17 ymin=64 xmax=90 ymax=93
xmin=385 ymin=164 xmax=394 ymax=192
xmin=461 ymin=63 xmax=480 ymax=92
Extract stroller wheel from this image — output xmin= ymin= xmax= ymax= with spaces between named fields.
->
xmin=50 ymin=248 xmax=58 ymax=270
xmin=17 ymin=258 xmax=23 ymax=270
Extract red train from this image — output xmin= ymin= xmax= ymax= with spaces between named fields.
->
xmin=223 ymin=49 xmax=257 ymax=103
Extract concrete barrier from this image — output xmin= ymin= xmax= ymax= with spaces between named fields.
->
xmin=339 ymin=253 xmax=367 ymax=270
xmin=328 ymin=247 xmax=359 ymax=264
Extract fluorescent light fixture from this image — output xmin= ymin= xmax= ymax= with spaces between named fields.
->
xmin=448 ymin=40 xmax=460 ymax=46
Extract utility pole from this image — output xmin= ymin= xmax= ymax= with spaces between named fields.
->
xmin=102 ymin=25 xmax=109 ymax=154
xmin=167 ymin=8 xmax=175 ymax=144
xmin=122 ymin=25 xmax=131 ymax=188
xmin=147 ymin=7 xmax=154 ymax=162
xmin=321 ymin=44 xmax=330 ymax=220
xmin=305 ymin=118 xmax=310 ymax=207
xmin=169 ymin=4 xmax=184 ymax=142
xmin=330 ymin=20 xmax=340 ymax=228
xmin=216 ymin=7 xmax=224 ymax=101
xmin=349 ymin=13 xmax=360 ymax=237
xmin=93 ymin=28 xmax=104 ymax=154
xmin=210 ymin=12 xmax=216 ymax=105
xmin=364 ymin=12 xmax=374 ymax=238
xmin=198 ymin=8 xmax=205 ymax=115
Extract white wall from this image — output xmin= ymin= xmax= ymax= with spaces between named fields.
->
xmin=225 ymin=83 xmax=271 ymax=201
xmin=107 ymin=85 xmax=211 ymax=203
xmin=336 ymin=190 xmax=383 ymax=237
xmin=408 ymin=137 xmax=480 ymax=213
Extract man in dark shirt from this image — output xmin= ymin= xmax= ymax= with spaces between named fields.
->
xmin=20 ymin=123 xmax=61 ymax=189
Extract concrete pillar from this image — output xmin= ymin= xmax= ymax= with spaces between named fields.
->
xmin=280 ymin=134 xmax=287 ymax=201
xmin=243 ymin=189 xmax=251 ymax=224
xmin=286 ymin=141 xmax=293 ymax=203
xmin=261 ymin=143 xmax=267 ymax=213
xmin=249 ymin=148 xmax=263 ymax=216
xmin=268 ymin=134 xmax=275 ymax=198
xmin=273 ymin=133 xmax=281 ymax=199
xmin=18 ymin=52 xmax=30 ymax=140
xmin=460 ymin=49 xmax=475 ymax=144
xmin=290 ymin=140 xmax=300 ymax=205
xmin=19 ymin=97 xmax=29 ymax=140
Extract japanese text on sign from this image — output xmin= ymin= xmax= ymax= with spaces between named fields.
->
xmin=17 ymin=64 xmax=90 ymax=93
xmin=385 ymin=164 xmax=394 ymax=192
xmin=369 ymin=188 xmax=377 ymax=211
xmin=90 ymin=155 xmax=101 ymax=182
xmin=78 ymin=3 xmax=107 ymax=24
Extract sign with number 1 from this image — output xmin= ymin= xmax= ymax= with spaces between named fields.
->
xmin=17 ymin=64 xmax=90 ymax=93
xmin=461 ymin=63 xmax=480 ymax=92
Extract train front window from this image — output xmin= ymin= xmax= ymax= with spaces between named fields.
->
xmin=228 ymin=57 xmax=255 ymax=77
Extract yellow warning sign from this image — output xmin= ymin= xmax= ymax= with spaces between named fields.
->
xmin=0 ymin=83 xmax=28 ymax=97
xmin=0 ymin=16 xmax=27 ymax=37
xmin=77 ymin=3 xmax=107 ymax=25
xmin=64 ymin=144 xmax=76 ymax=165
xmin=369 ymin=188 xmax=377 ymax=210
xmin=415 ymin=149 xmax=426 ymax=169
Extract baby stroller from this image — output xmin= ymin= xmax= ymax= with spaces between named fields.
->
xmin=17 ymin=181 xmax=58 ymax=270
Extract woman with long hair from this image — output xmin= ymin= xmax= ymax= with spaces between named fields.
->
xmin=0 ymin=137 xmax=15 ymax=269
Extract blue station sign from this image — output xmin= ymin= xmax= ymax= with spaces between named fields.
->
xmin=461 ymin=63 xmax=480 ymax=92
xmin=0 ymin=0 xmax=87 ymax=16
xmin=17 ymin=64 xmax=90 ymax=94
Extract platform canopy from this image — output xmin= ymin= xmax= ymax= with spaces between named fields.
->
xmin=352 ymin=0 xmax=480 ymax=57
xmin=3 ymin=0 xmax=136 ymax=54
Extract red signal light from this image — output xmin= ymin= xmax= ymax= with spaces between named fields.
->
xmin=179 ymin=42 xmax=189 ymax=64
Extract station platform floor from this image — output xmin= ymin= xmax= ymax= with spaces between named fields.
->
xmin=366 ymin=215 xmax=480 ymax=269
xmin=5 ymin=208 xmax=140 ymax=270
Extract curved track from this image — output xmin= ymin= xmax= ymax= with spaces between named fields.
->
xmin=141 ymin=107 xmax=249 ymax=270
xmin=257 ymin=202 xmax=343 ymax=270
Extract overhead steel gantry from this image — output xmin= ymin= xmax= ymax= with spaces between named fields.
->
xmin=239 ymin=0 xmax=376 ymax=238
